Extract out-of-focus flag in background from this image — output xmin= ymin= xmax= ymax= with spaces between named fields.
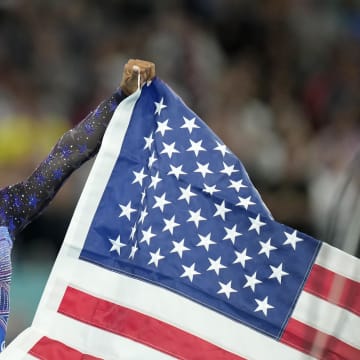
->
xmin=1 ymin=78 xmax=359 ymax=360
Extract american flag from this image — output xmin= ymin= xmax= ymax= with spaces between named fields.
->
xmin=2 ymin=78 xmax=359 ymax=359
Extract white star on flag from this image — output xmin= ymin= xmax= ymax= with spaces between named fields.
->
xmin=249 ymin=214 xmax=266 ymax=234
xmin=236 ymin=196 xmax=255 ymax=209
xmin=243 ymin=271 xmax=263 ymax=292
xmin=143 ymin=133 xmax=154 ymax=150
xmin=139 ymin=207 xmax=148 ymax=224
xmin=118 ymin=201 xmax=136 ymax=220
xmin=207 ymin=257 xmax=227 ymax=275
xmin=228 ymin=179 xmax=248 ymax=192
xmin=132 ymin=167 xmax=147 ymax=186
xmin=154 ymin=97 xmax=167 ymax=115
xmin=214 ymin=200 xmax=231 ymax=221
xmin=269 ymin=263 xmax=289 ymax=284
xmin=203 ymin=183 xmax=220 ymax=195
xmin=108 ymin=235 xmax=126 ymax=255
xmin=148 ymin=152 xmax=157 ymax=168
xmin=156 ymin=119 xmax=172 ymax=136
xmin=129 ymin=242 xmax=138 ymax=259
xmin=181 ymin=116 xmax=200 ymax=133
xmin=160 ymin=142 xmax=180 ymax=159
xmin=162 ymin=215 xmax=180 ymax=235
xmin=141 ymin=190 xmax=146 ymax=203
xmin=196 ymin=233 xmax=216 ymax=251
xmin=148 ymin=248 xmax=165 ymax=267
xmin=258 ymin=238 xmax=277 ymax=258
xmin=140 ymin=226 xmax=156 ymax=245
xmin=213 ymin=141 xmax=230 ymax=156
xmin=217 ymin=280 xmax=238 ymax=299
xmin=153 ymin=193 xmax=171 ymax=212
xmin=180 ymin=263 xmax=201 ymax=282
xmin=233 ymin=248 xmax=252 ymax=268
xmin=178 ymin=184 xmax=197 ymax=204
xmin=221 ymin=162 xmax=239 ymax=176
xmin=194 ymin=162 xmax=213 ymax=178
xmin=187 ymin=209 xmax=206 ymax=228
xmin=149 ymin=171 xmax=162 ymax=190
xmin=168 ymin=164 xmax=186 ymax=179
xmin=254 ymin=296 xmax=274 ymax=316
xmin=170 ymin=239 xmax=190 ymax=258
xmin=187 ymin=139 xmax=206 ymax=157
xmin=130 ymin=225 xmax=136 ymax=240
xmin=283 ymin=230 xmax=303 ymax=250
xmin=223 ymin=224 xmax=242 ymax=244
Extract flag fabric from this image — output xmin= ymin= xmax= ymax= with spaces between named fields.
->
xmin=1 ymin=78 xmax=359 ymax=360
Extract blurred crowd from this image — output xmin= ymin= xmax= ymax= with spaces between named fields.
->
xmin=1 ymin=0 xmax=360 ymax=261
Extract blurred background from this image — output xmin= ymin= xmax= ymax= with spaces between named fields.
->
xmin=0 ymin=0 xmax=359 ymax=344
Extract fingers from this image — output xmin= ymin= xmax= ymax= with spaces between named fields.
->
xmin=126 ymin=59 xmax=155 ymax=82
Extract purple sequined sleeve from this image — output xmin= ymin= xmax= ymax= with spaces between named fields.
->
xmin=0 ymin=89 xmax=126 ymax=239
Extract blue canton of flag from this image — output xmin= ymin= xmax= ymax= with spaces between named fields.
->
xmin=79 ymin=78 xmax=321 ymax=339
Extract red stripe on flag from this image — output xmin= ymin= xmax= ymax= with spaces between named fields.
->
xmin=281 ymin=318 xmax=360 ymax=359
xmin=58 ymin=286 xmax=245 ymax=360
xmin=304 ymin=264 xmax=360 ymax=316
xmin=29 ymin=336 xmax=102 ymax=360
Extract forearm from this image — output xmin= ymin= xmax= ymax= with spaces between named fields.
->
xmin=54 ymin=89 xmax=125 ymax=169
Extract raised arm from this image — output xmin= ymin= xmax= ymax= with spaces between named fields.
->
xmin=0 ymin=59 xmax=155 ymax=238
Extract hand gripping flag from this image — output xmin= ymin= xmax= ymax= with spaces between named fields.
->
xmin=1 ymin=78 xmax=359 ymax=359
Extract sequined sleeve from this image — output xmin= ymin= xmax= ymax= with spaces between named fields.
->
xmin=0 ymin=89 xmax=126 ymax=238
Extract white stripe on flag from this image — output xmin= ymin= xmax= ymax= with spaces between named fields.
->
xmin=293 ymin=291 xmax=358 ymax=347
xmin=33 ymin=304 xmax=175 ymax=359
xmin=316 ymin=243 xmax=360 ymax=281
xmin=3 ymin=316 xmax=173 ymax=360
